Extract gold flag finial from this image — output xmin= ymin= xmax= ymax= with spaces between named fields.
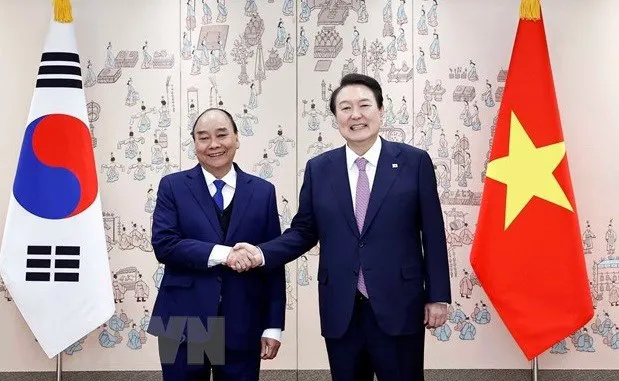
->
xmin=520 ymin=0 xmax=541 ymax=20
xmin=53 ymin=0 xmax=73 ymax=23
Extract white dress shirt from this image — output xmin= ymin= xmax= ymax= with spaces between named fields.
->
xmin=202 ymin=166 xmax=282 ymax=342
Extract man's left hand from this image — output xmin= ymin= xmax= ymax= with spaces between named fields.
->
xmin=424 ymin=303 xmax=448 ymax=329
xmin=260 ymin=337 xmax=281 ymax=360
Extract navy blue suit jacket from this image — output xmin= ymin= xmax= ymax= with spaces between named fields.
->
xmin=147 ymin=163 xmax=285 ymax=351
xmin=260 ymin=138 xmax=451 ymax=339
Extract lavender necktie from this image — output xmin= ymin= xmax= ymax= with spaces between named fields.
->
xmin=354 ymin=157 xmax=369 ymax=298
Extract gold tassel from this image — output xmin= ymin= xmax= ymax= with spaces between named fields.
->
xmin=520 ymin=0 xmax=541 ymax=20
xmin=53 ymin=0 xmax=73 ymax=23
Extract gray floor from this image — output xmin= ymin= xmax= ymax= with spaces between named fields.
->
xmin=1 ymin=370 xmax=617 ymax=381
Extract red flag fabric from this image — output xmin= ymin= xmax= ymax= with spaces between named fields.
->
xmin=470 ymin=0 xmax=593 ymax=360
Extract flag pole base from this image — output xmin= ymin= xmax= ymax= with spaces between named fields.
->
xmin=531 ymin=356 xmax=538 ymax=381
xmin=56 ymin=353 xmax=62 ymax=381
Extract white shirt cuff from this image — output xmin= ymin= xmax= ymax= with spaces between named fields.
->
xmin=208 ymin=245 xmax=231 ymax=267
xmin=262 ymin=328 xmax=282 ymax=342
xmin=257 ymin=246 xmax=265 ymax=266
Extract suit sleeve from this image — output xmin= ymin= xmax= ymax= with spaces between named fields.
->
xmin=151 ymin=176 xmax=218 ymax=271
xmin=418 ymin=151 xmax=452 ymax=304
xmin=262 ymin=185 xmax=286 ymax=330
xmin=259 ymin=161 xmax=319 ymax=270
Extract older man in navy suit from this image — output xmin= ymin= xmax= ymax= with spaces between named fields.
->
xmin=233 ymin=74 xmax=451 ymax=381
xmin=148 ymin=108 xmax=285 ymax=381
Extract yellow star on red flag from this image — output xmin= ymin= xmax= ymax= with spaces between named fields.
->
xmin=486 ymin=111 xmax=573 ymax=229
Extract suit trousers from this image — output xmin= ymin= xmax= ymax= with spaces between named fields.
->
xmin=325 ymin=292 xmax=425 ymax=381
xmin=158 ymin=335 xmax=261 ymax=381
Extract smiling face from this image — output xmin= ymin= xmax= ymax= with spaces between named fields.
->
xmin=193 ymin=110 xmax=239 ymax=178
xmin=334 ymin=84 xmax=384 ymax=155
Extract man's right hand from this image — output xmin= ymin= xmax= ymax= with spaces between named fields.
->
xmin=226 ymin=243 xmax=263 ymax=272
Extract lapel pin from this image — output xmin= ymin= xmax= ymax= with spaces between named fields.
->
xmin=392 ymin=163 xmax=398 ymax=168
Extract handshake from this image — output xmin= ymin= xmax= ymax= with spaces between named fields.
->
xmin=224 ymin=242 xmax=264 ymax=272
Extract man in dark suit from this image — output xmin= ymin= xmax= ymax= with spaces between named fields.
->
xmin=233 ymin=74 xmax=451 ymax=381
xmin=148 ymin=108 xmax=286 ymax=381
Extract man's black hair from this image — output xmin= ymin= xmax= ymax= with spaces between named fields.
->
xmin=191 ymin=107 xmax=238 ymax=139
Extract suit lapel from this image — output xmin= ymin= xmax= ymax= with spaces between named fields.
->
xmin=330 ymin=147 xmax=360 ymax=237
xmin=225 ymin=164 xmax=254 ymax=242
xmin=185 ymin=164 xmax=223 ymax=241
xmin=361 ymin=139 xmax=401 ymax=236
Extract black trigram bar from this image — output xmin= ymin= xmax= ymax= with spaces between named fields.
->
xmin=55 ymin=259 xmax=79 ymax=269
xmin=55 ymin=246 xmax=80 ymax=255
xmin=55 ymin=273 xmax=79 ymax=282
xmin=38 ymin=65 xmax=81 ymax=76
xmin=27 ymin=246 xmax=51 ymax=255
xmin=25 ymin=272 xmax=50 ymax=282
xmin=26 ymin=259 xmax=51 ymax=269
xmin=36 ymin=78 xmax=82 ymax=89
xmin=41 ymin=52 xmax=80 ymax=63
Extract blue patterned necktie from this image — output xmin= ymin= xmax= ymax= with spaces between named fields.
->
xmin=213 ymin=179 xmax=225 ymax=211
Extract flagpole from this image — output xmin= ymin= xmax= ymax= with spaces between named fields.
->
xmin=530 ymin=356 xmax=538 ymax=381
xmin=52 ymin=5 xmax=69 ymax=381
xmin=56 ymin=353 xmax=62 ymax=381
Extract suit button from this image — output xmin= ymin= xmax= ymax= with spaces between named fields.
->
xmin=217 ymin=276 xmax=222 ymax=283
xmin=359 ymin=242 xmax=365 ymax=248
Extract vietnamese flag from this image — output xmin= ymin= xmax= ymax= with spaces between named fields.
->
xmin=470 ymin=0 xmax=593 ymax=360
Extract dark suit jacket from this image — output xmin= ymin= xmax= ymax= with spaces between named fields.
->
xmin=147 ymin=163 xmax=285 ymax=351
xmin=260 ymin=138 xmax=451 ymax=339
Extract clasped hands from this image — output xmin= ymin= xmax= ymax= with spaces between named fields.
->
xmin=225 ymin=243 xmax=262 ymax=272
